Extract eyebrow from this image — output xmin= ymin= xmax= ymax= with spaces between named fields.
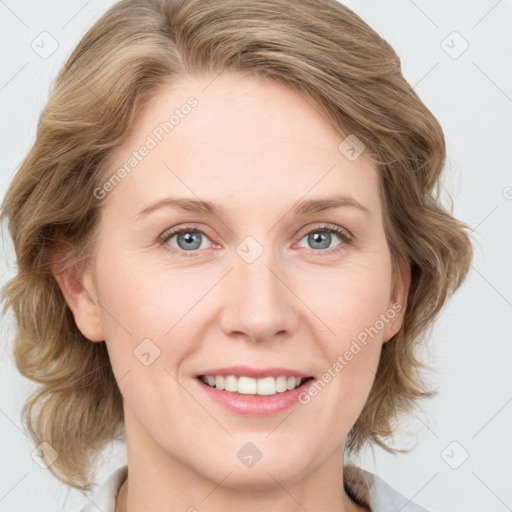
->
xmin=136 ymin=194 xmax=371 ymax=219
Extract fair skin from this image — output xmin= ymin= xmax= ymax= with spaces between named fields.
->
xmin=54 ymin=72 xmax=409 ymax=512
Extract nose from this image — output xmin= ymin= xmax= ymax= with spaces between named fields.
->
xmin=219 ymin=246 xmax=298 ymax=344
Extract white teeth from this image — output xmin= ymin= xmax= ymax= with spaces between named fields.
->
xmin=257 ymin=377 xmax=276 ymax=396
xmin=224 ymin=375 xmax=238 ymax=392
xmin=215 ymin=375 xmax=225 ymax=390
xmin=276 ymin=376 xmax=288 ymax=392
xmin=200 ymin=375 xmax=306 ymax=395
xmin=238 ymin=376 xmax=257 ymax=394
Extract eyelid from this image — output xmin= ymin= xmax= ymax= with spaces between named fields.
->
xmin=295 ymin=222 xmax=353 ymax=243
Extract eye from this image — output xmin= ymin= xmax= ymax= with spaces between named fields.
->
xmin=295 ymin=223 xmax=352 ymax=253
xmin=159 ymin=223 xmax=352 ymax=257
xmin=159 ymin=226 xmax=213 ymax=256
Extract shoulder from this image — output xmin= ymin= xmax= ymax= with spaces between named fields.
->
xmin=344 ymin=464 xmax=432 ymax=512
xmin=78 ymin=465 xmax=128 ymax=512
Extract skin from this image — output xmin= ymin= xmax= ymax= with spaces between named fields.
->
xmin=54 ymin=72 xmax=410 ymax=512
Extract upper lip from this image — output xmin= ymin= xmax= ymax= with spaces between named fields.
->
xmin=196 ymin=366 xmax=312 ymax=379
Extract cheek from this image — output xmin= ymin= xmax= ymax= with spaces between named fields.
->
xmin=300 ymin=284 xmax=385 ymax=435
xmin=295 ymin=252 xmax=391 ymax=411
xmin=95 ymin=245 xmax=184 ymax=329
xmin=298 ymin=253 xmax=393 ymax=344
xmin=93 ymin=250 xmax=212 ymax=371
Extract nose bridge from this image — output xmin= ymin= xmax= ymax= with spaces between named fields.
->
xmin=220 ymin=237 xmax=296 ymax=342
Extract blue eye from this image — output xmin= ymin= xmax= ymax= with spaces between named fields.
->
xmin=297 ymin=224 xmax=351 ymax=252
xmin=159 ymin=223 xmax=352 ymax=257
xmin=161 ymin=226 xmax=212 ymax=255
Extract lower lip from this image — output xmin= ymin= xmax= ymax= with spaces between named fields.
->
xmin=195 ymin=378 xmax=315 ymax=416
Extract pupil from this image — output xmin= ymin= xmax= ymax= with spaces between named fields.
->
xmin=310 ymin=231 xmax=330 ymax=249
xmin=179 ymin=231 xmax=201 ymax=250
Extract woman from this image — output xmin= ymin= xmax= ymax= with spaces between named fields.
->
xmin=0 ymin=0 xmax=473 ymax=510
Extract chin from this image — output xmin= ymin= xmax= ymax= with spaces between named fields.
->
xmin=196 ymin=449 xmax=315 ymax=490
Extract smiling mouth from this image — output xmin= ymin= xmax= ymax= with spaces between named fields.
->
xmin=197 ymin=375 xmax=314 ymax=396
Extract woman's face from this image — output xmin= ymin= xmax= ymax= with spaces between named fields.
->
xmin=66 ymin=72 xmax=409 ymax=489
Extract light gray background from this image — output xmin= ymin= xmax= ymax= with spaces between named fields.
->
xmin=1 ymin=1 xmax=511 ymax=511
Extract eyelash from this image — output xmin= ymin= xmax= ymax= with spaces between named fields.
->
xmin=158 ymin=223 xmax=353 ymax=258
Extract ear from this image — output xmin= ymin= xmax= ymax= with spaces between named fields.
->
xmin=382 ymin=256 xmax=411 ymax=344
xmin=51 ymin=245 xmax=104 ymax=342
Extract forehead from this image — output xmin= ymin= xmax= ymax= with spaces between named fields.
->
xmin=101 ymin=72 xmax=381 ymax=217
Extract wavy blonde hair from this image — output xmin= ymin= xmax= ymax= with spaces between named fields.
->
xmin=1 ymin=0 xmax=473 ymax=491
